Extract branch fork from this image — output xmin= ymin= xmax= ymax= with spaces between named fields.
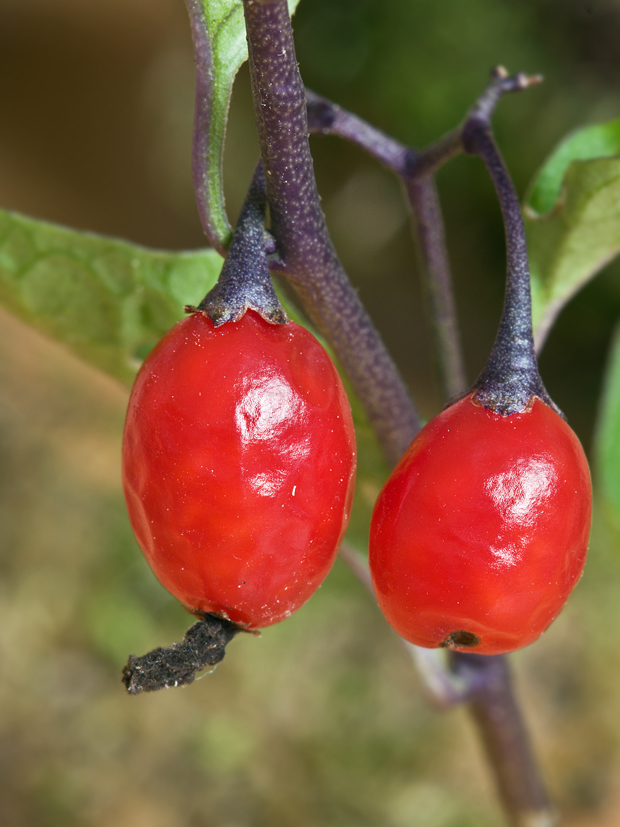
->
xmin=180 ymin=0 xmax=554 ymax=820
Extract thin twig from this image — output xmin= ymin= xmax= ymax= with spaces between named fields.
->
xmin=306 ymin=89 xmax=467 ymax=403
xmin=460 ymin=71 xmax=556 ymax=418
xmin=305 ymin=89 xmax=411 ymax=172
xmin=405 ymin=177 xmax=468 ymax=400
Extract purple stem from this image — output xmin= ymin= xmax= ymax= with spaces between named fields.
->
xmin=300 ymin=70 xmax=557 ymax=826
xmin=305 ymin=90 xmax=411 ymax=171
xmin=306 ymin=90 xmax=467 ymax=402
xmin=458 ymin=73 xmax=557 ymax=417
xmin=405 ymin=177 xmax=467 ymax=400
xmin=243 ymin=0 xmax=420 ymax=465
xmin=452 ymin=653 xmax=557 ymax=827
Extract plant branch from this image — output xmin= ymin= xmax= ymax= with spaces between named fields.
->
xmin=405 ymin=177 xmax=467 ymax=400
xmin=452 ymin=653 xmax=557 ymax=827
xmin=305 ymin=89 xmax=412 ymax=172
xmin=306 ymin=72 xmax=545 ymax=405
xmin=242 ymin=0 xmax=421 ymax=465
xmin=306 ymin=90 xmax=467 ymax=402
xmin=307 ymin=73 xmax=554 ymax=825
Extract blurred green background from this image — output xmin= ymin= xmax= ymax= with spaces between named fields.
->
xmin=1 ymin=0 xmax=620 ymax=825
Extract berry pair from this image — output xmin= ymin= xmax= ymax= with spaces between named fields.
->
xmin=124 ymin=300 xmax=591 ymax=665
xmin=122 ymin=120 xmax=592 ymax=689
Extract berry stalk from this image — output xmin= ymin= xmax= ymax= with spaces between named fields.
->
xmin=122 ymin=616 xmax=242 ymax=694
xmin=460 ymin=70 xmax=557 ymax=415
xmin=192 ymin=163 xmax=287 ymax=326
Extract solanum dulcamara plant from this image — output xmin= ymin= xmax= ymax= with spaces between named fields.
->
xmin=4 ymin=2 xmax=620 ymax=826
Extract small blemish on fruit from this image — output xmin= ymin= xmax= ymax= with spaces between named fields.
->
xmin=440 ymin=630 xmax=480 ymax=649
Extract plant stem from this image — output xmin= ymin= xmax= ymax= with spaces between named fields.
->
xmin=185 ymin=0 xmax=230 ymax=254
xmin=306 ymin=90 xmax=467 ymax=402
xmin=234 ymin=25 xmax=555 ymax=825
xmin=305 ymin=89 xmax=411 ymax=171
xmin=405 ymin=177 xmax=467 ymax=400
xmin=242 ymin=0 xmax=421 ymax=465
xmin=460 ymin=74 xmax=557 ymax=415
xmin=452 ymin=653 xmax=558 ymax=827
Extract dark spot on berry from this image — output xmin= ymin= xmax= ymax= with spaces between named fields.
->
xmin=440 ymin=630 xmax=480 ymax=649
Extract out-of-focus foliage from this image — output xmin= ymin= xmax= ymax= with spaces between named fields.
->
xmin=595 ymin=323 xmax=620 ymax=532
xmin=527 ymin=121 xmax=620 ymax=216
xmin=525 ymin=120 xmax=620 ymax=347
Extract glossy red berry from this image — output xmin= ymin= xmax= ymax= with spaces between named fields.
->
xmin=122 ymin=309 xmax=356 ymax=629
xmin=369 ymin=393 xmax=591 ymax=655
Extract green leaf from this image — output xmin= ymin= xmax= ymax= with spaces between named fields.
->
xmin=594 ymin=322 xmax=620 ymax=530
xmin=524 ymin=119 xmax=620 ymax=346
xmin=527 ymin=120 xmax=620 ymax=216
xmin=189 ymin=0 xmax=300 ymax=250
xmin=0 ymin=209 xmax=223 ymax=385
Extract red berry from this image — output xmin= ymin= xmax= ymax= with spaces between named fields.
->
xmin=369 ymin=393 xmax=591 ymax=655
xmin=122 ymin=310 xmax=356 ymax=629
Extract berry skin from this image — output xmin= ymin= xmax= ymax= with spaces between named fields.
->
xmin=369 ymin=393 xmax=591 ymax=655
xmin=122 ymin=310 xmax=356 ymax=629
